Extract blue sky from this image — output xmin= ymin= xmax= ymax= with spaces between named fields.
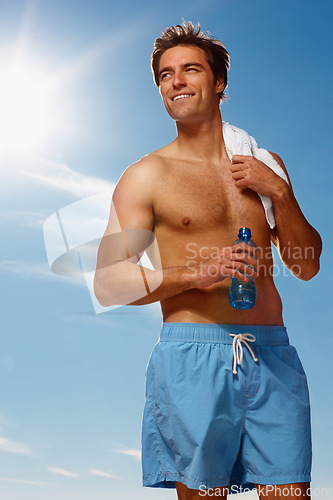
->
xmin=0 ymin=0 xmax=332 ymax=499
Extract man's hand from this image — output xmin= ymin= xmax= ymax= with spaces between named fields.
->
xmin=191 ymin=242 xmax=258 ymax=289
xmin=230 ymin=155 xmax=288 ymax=199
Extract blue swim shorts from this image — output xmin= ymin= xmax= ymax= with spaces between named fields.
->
xmin=141 ymin=323 xmax=311 ymax=492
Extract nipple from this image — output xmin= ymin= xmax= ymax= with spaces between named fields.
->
xmin=181 ymin=217 xmax=191 ymax=226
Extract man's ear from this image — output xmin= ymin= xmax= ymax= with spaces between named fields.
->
xmin=215 ymin=76 xmax=225 ymax=94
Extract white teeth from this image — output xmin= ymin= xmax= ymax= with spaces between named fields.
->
xmin=173 ymin=94 xmax=192 ymax=101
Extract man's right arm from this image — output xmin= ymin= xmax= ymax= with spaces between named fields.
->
xmin=93 ymin=158 xmax=258 ymax=307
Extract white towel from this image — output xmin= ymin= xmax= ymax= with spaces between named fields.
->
xmin=222 ymin=121 xmax=289 ymax=229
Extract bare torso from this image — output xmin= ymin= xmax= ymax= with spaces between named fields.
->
xmin=148 ymin=147 xmax=283 ymax=326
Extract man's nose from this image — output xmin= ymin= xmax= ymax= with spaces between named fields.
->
xmin=172 ymin=70 xmax=186 ymax=88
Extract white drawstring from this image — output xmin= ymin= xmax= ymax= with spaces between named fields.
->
xmin=228 ymin=333 xmax=258 ymax=374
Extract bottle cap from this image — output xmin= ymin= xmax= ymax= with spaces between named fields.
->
xmin=238 ymin=227 xmax=252 ymax=239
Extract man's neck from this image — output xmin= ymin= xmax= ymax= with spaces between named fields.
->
xmin=174 ymin=111 xmax=228 ymax=163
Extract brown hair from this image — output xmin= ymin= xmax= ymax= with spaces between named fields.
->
xmin=151 ymin=21 xmax=230 ymax=102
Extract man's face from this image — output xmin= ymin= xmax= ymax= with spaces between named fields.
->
xmin=158 ymin=44 xmax=223 ymax=123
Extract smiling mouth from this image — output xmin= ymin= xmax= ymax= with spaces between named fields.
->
xmin=172 ymin=94 xmax=194 ymax=101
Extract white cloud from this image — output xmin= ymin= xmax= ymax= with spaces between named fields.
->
xmin=0 ymin=477 xmax=55 ymax=486
xmin=0 ymin=210 xmax=46 ymax=228
xmin=89 ymin=468 xmax=120 ymax=479
xmin=0 ymin=260 xmax=85 ymax=287
xmin=21 ymin=158 xmax=115 ymax=198
xmin=47 ymin=466 xmax=78 ymax=478
xmin=114 ymin=448 xmax=141 ymax=461
xmin=0 ymin=437 xmax=31 ymax=455
xmin=0 ymin=260 xmax=53 ymax=279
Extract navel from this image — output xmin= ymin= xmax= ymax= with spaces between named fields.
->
xmin=181 ymin=217 xmax=191 ymax=226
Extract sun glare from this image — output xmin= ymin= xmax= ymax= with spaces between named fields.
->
xmin=0 ymin=55 xmax=57 ymax=157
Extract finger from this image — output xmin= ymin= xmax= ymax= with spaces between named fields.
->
xmin=231 ymin=155 xmax=253 ymax=163
xmin=231 ymin=171 xmax=246 ymax=180
xmin=219 ymin=258 xmax=258 ymax=275
xmin=233 ymin=254 xmax=258 ymax=268
xmin=230 ymin=253 xmax=258 ymax=266
xmin=235 ymin=179 xmax=251 ymax=189
xmin=229 ymin=163 xmax=247 ymax=173
xmin=229 ymin=268 xmax=251 ymax=282
xmin=219 ymin=248 xmax=257 ymax=264
xmin=229 ymin=253 xmax=259 ymax=272
xmin=230 ymin=259 xmax=258 ymax=276
xmin=219 ymin=263 xmax=252 ymax=282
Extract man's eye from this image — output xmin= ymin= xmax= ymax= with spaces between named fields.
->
xmin=187 ymin=67 xmax=197 ymax=72
xmin=160 ymin=73 xmax=171 ymax=80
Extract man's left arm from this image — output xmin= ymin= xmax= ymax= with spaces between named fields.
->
xmin=230 ymin=153 xmax=322 ymax=281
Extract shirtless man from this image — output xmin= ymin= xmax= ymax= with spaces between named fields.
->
xmin=94 ymin=22 xmax=322 ymax=500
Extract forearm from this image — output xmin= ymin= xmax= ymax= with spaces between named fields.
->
xmin=94 ymin=260 xmax=196 ymax=307
xmin=272 ymin=183 xmax=322 ymax=280
xmin=94 ymin=242 xmax=258 ymax=307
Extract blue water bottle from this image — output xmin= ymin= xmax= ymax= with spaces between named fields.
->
xmin=229 ymin=227 xmax=257 ymax=310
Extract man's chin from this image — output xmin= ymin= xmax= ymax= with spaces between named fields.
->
xmin=166 ymin=109 xmax=201 ymax=124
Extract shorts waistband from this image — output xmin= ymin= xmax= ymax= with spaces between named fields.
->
xmin=160 ymin=322 xmax=289 ymax=345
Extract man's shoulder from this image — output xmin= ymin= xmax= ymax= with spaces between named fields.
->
xmin=117 ymin=139 xmax=182 ymax=189
xmin=267 ymin=151 xmax=290 ymax=177
xmin=115 ymin=152 xmax=166 ymax=195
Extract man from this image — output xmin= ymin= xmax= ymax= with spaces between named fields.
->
xmin=94 ymin=21 xmax=322 ymax=500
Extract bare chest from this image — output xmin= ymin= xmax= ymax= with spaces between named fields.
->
xmin=152 ymin=159 xmax=266 ymax=234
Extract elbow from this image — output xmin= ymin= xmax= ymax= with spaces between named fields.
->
xmin=292 ymin=259 xmax=320 ymax=281
xmin=93 ymin=273 xmax=131 ymax=307
xmin=93 ymin=276 xmax=113 ymax=308
xmin=95 ymin=293 xmax=111 ymax=308
xmin=94 ymin=288 xmax=118 ymax=308
xmin=303 ymin=262 xmax=320 ymax=281
xmin=93 ymin=264 xmax=122 ymax=307
xmin=93 ymin=288 xmax=108 ymax=308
